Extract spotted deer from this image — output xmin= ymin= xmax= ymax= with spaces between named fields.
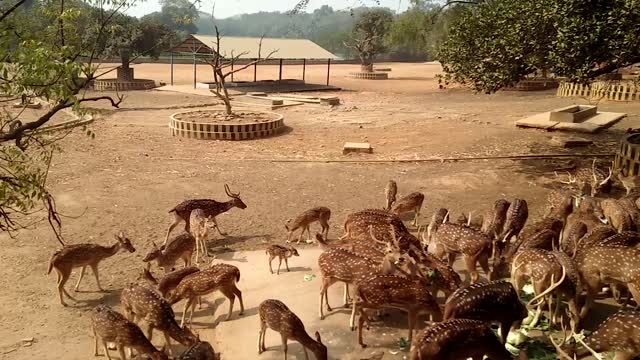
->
xmin=384 ymin=180 xmax=398 ymax=210
xmin=121 ymin=283 xmax=198 ymax=356
xmin=165 ymin=184 xmax=247 ymax=245
xmin=550 ymin=310 xmax=640 ymax=360
xmin=341 ymin=209 xmax=404 ymax=240
xmin=350 ymin=274 xmax=442 ymax=347
xmin=557 ymin=159 xmax=613 ymax=197
xmin=480 ymin=199 xmax=511 ymax=240
xmin=143 ymin=266 xmax=201 ymax=299
xmin=410 ymin=319 xmax=525 ymax=360
xmin=562 ymin=195 xmax=609 ymax=243
xmin=190 ymin=209 xmax=217 ymax=263
xmin=144 ymin=233 xmax=195 ymax=273
xmin=425 ymin=208 xmax=449 ymax=247
xmin=316 ymin=233 xmax=411 ymax=320
xmin=258 ymin=299 xmax=327 ymax=360
xmin=443 ymin=280 xmax=528 ymax=344
xmin=574 ymin=243 xmax=640 ymax=319
xmin=47 ymin=232 xmax=136 ymax=306
xmin=91 ymin=304 xmax=168 ymax=360
xmin=617 ymin=194 xmax=640 ymax=229
xmin=178 ymin=341 xmax=217 ymax=360
xmin=508 ymin=248 xmax=576 ymax=330
xmin=429 ymin=220 xmax=492 ymax=283
xmin=265 ymin=244 xmax=300 ymax=275
xmin=168 ymin=263 xmax=244 ymax=327
xmin=285 ymin=206 xmax=331 ymax=244
xmin=499 ymin=198 xmax=528 ymax=245
xmin=390 ymin=192 xmax=425 ymax=227
xmin=601 ymin=198 xmax=635 ymax=233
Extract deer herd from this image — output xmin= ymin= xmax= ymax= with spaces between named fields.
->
xmin=44 ymin=160 xmax=640 ymax=360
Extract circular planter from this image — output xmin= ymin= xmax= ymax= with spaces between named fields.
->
xmin=93 ymin=79 xmax=156 ymax=91
xmin=169 ymin=110 xmax=285 ymax=140
xmin=348 ymin=72 xmax=388 ymax=80
xmin=615 ymin=133 xmax=640 ymax=175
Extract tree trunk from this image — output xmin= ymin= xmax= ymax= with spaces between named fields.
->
xmin=117 ymin=49 xmax=134 ymax=81
xmin=361 ymin=63 xmax=373 ymax=72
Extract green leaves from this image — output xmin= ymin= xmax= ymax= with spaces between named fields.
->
xmin=437 ymin=0 xmax=640 ymax=92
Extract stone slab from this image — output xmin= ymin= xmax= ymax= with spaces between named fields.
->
xmin=343 ymin=142 xmax=373 ymax=154
xmin=237 ymin=95 xmax=284 ymax=106
xmin=516 ymin=111 xmax=626 ymax=133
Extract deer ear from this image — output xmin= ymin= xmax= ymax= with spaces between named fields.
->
xmin=118 ymin=231 xmax=124 ymax=239
xmin=315 ymin=331 xmax=322 ymax=344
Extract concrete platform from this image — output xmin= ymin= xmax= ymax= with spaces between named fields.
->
xmin=516 ymin=111 xmax=627 ymax=133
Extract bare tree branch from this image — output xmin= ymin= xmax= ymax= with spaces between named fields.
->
xmin=0 ymin=0 xmax=26 ymax=23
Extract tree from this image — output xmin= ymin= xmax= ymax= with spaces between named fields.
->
xmin=0 ymin=0 xmax=164 ymax=243
xmin=156 ymin=0 xmax=198 ymax=40
xmin=437 ymin=0 xmax=640 ymax=93
xmin=386 ymin=0 xmax=433 ymax=59
xmin=346 ymin=8 xmax=393 ymax=72
xmin=202 ymin=27 xmax=276 ymax=115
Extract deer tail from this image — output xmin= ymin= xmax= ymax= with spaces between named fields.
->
xmin=47 ymin=252 xmax=58 ymax=275
xmin=168 ymin=207 xmax=177 ymax=213
xmin=235 ymin=268 xmax=240 ymax=282
xmin=315 ymin=233 xmax=330 ymax=251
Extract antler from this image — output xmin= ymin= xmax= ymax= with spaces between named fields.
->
xmin=575 ymin=336 xmax=603 ymax=360
xmin=369 ymin=225 xmax=389 ymax=246
xmin=224 ymin=184 xmax=239 ymax=197
xmin=527 ymin=265 xmax=566 ymax=308
xmin=388 ymin=224 xmax=400 ymax=249
xmin=556 ymin=171 xmax=578 ymax=185
xmin=549 ymin=317 xmax=575 ymax=360
xmin=599 ymin=166 xmax=613 ymax=186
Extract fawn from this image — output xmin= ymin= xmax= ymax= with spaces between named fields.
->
xmin=144 ymin=232 xmax=195 ymax=273
xmin=265 ymin=244 xmax=299 ymax=275
xmin=285 ymin=206 xmax=331 ymax=244
xmin=121 ymin=283 xmax=198 ymax=356
xmin=168 ymin=263 xmax=244 ymax=327
xmin=91 ymin=304 xmax=168 ymax=360
xmin=384 ymin=180 xmax=398 ymax=210
xmin=190 ymin=208 xmax=218 ymax=263
xmin=480 ymin=199 xmax=511 ymax=240
xmin=617 ymin=168 xmax=640 ymax=195
xmin=165 ymin=184 xmax=247 ymax=245
xmin=143 ymin=266 xmax=201 ymax=299
xmin=601 ymin=198 xmax=635 ymax=233
xmin=258 ymin=299 xmax=327 ymax=360
xmin=410 ymin=319 xmax=523 ymax=360
xmin=499 ymin=198 xmax=528 ymax=245
xmin=390 ymin=192 xmax=425 ymax=227
xmin=47 ymin=232 xmax=135 ymax=306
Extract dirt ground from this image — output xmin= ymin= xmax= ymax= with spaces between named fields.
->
xmin=1 ymin=62 xmax=639 ymax=359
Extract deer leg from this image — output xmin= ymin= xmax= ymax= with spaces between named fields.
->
xmin=195 ymin=238 xmax=201 ymax=264
xmin=464 ymin=255 xmax=479 ymax=284
xmin=413 ymin=207 xmax=420 ymax=227
xmin=232 ymin=284 xmax=244 ymax=315
xmin=268 ymin=255 xmax=275 ymax=274
xmin=146 ymin=325 xmax=154 ymax=341
xmin=165 ymin=215 xmax=182 ymax=246
xmin=447 ymin=252 xmax=457 ymax=267
xmin=258 ymin=321 xmax=267 ymax=353
xmin=306 ymin=225 xmax=312 ymax=241
xmin=301 ymin=345 xmax=309 ymax=360
xmin=357 ymin=309 xmax=367 ymax=348
xmin=281 ymin=334 xmax=288 ymax=360
xmin=343 ymin=283 xmax=352 ymax=307
xmin=163 ymin=332 xmax=173 ymax=356
xmin=102 ymin=341 xmax=112 ymax=360
xmin=220 ymin=287 xmax=237 ymax=320
xmin=320 ymin=278 xmax=330 ymax=319
xmin=117 ymin=345 xmax=127 ymax=360
xmin=296 ymin=228 xmax=305 ymax=244
xmin=499 ymin=321 xmax=512 ymax=344
xmin=74 ymin=266 xmax=86 ymax=291
xmin=92 ymin=326 xmax=99 ymax=356
xmin=407 ymin=310 xmax=416 ymax=345
xmin=56 ymin=268 xmax=75 ymax=305
xmin=285 ymin=257 xmax=290 ymax=272
xmin=89 ymin=264 xmax=104 ymax=292
xmin=580 ymin=277 xmax=601 ymax=319
xmin=478 ymin=252 xmax=491 ymax=277
xmin=211 ymin=217 xmax=227 ymax=236
xmin=349 ymin=299 xmax=358 ymax=331
xmin=180 ymin=298 xmax=193 ymax=327
xmin=277 ymin=257 xmax=282 ymax=275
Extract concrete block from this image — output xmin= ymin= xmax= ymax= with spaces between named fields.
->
xmin=343 ymin=142 xmax=373 ymax=154
xmin=549 ymin=105 xmax=597 ymax=123
xmin=550 ymin=136 xmax=593 ymax=148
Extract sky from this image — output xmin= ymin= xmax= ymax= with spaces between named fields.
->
xmin=125 ymin=0 xmax=409 ymax=19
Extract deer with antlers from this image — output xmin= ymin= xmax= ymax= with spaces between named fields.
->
xmin=556 ymin=159 xmax=613 ymax=197
xmin=409 ymin=319 xmax=525 ymax=360
xmin=165 ymin=184 xmax=247 ymax=246
xmin=443 ymin=280 xmax=528 ymax=344
xmin=550 ymin=310 xmax=640 ymax=360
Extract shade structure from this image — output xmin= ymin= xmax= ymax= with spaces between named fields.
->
xmin=171 ymin=34 xmax=339 ymax=60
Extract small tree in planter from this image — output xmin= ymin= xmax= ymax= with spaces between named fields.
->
xmin=345 ymin=8 xmax=393 ymax=72
xmin=202 ymin=26 xmax=277 ymax=115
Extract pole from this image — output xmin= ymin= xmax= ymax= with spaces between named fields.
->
xmin=193 ymin=52 xmax=197 ymax=89
xmin=302 ymin=58 xmax=306 ymax=83
xmin=170 ymin=51 xmax=174 ymax=86
xmin=231 ymin=59 xmax=234 ymax=82
xmin=326 ymin=58 xmax=331 ymax=86
xmin=254 ymin=60 xmax=257 ymax=82
xmin=278 ymin=59 xmax=283 ymax=82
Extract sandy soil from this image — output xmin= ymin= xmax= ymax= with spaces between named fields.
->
xmin=1 ymin=62 xmax=639 ymax=359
